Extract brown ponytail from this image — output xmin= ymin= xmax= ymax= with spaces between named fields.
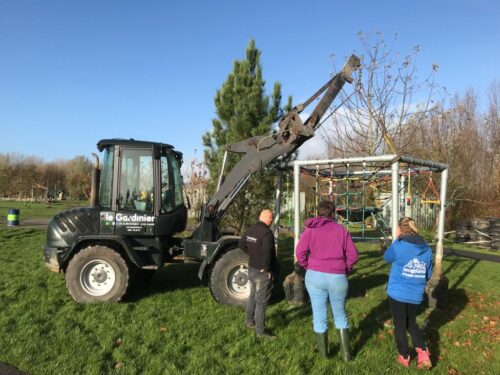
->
xmin=399 ymin=217 xmax=419 ymax=235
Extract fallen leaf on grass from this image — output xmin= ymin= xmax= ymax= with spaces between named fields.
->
xmin=462 ymin=339 xmax=472 ymax=346
xmin=453 ymin=341 xmax=460 ymax=347
xmin=160 ymin=327 xmax=168 ymax=332
xmin=482 ymin=348 xmax=494 ymax=359
xmin=448 ymin=368 xmax=458 ymax=375
xmin=115 ymin=362 xmax=124 ymax=369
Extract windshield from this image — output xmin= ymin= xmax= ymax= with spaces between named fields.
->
xmin=118 ymin=149 xmax=154 ymax=213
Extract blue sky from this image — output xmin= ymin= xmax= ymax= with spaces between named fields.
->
xmin=0 ymin=0 xmax=498 ymax=163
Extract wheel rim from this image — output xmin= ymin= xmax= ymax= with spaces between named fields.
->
xmin=80 ymin=259 xmax=116 ymax=296
xmin=227 ymin=264 xmax=249 ymax=299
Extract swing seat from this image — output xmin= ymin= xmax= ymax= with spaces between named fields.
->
xmin=421 ymin=173 xmax=440 ymax=205
xmin=421 ymin=197 xmax=440 ymax=205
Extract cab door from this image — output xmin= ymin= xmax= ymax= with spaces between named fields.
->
xmin=154 ymin=150 xmax=187 ymax=236
xmin=115 ymin=147 xmax=156 ymax=236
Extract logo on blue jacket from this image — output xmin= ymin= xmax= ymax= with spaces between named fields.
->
xmin=402 ymin=258 xmax=427 ymax=278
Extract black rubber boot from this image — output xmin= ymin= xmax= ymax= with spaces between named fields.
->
xmin=315 ymin=331 xmax=329 ymax=358
xmin=337 ymin=328 xmax=352 ymax=361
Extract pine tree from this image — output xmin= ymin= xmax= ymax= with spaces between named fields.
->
xmin=202 ymin=39 xmax=285 ymax=232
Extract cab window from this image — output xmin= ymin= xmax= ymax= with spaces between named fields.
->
xmin=160 ymin=152 xmax=184 ymax=213
xmin=118 ymin=149 xmax=154 ymax=213
xmin=98 ymin=147 xmax=113 ymax=209
xmin=170 ymin=155 xmax=184 ymax=208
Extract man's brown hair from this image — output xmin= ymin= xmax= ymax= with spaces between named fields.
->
xmin=317 ymin=200 xmax=335 ymax=218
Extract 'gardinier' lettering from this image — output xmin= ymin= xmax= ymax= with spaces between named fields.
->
xmin=115 ymin=213 xmax=155 ymax=223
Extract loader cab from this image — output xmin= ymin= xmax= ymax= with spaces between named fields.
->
xmin=96 ymin=139 xmax=187 ymax=237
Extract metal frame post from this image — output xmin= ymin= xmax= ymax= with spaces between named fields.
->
xmin=273 ymin=170 xmax=283 ymax=254
xmin=400 ymin=173 xmax=406 ymax=217
xmin=391 ymin=160 xmax=399 ymax=241
xmin=294 ymin=162 xmax=301 ymax=257
xmin=434 ymin=168 xmax=448 ymax=279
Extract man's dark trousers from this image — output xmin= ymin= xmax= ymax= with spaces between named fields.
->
xmin=246 ymin=267 xmax=273 ymax=334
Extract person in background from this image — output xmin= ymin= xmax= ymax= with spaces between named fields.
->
xmin=384 ymin=217 xmax=433 ymax=369
xmin=239 ymin=209 xmax=277 ymax=339
xmin=296 ymin=200 xmax=358 ymax=360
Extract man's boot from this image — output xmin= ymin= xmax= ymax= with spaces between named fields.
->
xmin=337 ymin=328 xmax=352 ymax=361
xmin=314 ymin=331 xmax=328 ymax=358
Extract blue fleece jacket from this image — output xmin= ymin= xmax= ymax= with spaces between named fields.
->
xmin=384 ymin=235 xmax=433 ymax=304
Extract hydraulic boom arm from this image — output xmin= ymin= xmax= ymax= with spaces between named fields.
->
xmin=194 ymin=54 xmax=360 ymax=241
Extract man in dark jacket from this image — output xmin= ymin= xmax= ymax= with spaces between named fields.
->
xmin=239 ymin=209 xmax=277 ymax=339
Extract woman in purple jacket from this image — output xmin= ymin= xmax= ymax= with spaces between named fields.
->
xmin=296 ymin=201 xmax=359 ymax=360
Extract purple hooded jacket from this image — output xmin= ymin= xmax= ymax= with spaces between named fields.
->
xmin=295 ymin=216 xmax=359 ymax=274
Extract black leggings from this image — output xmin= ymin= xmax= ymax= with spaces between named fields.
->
xmin=389 ymin=296 xmax=426 ymax=356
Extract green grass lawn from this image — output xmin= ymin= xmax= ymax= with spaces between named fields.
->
xmin=0 ymin=224 xmax=498 ymax=375
xmin=0 ymin=200 xmax=88 ymax=220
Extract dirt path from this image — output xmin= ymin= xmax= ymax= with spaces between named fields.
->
xmin=19 ymin=218 xmax=50 ymax=229
xmin=1 ymin=217 xmax=50 ymax=230
xmin=0 ymin=362 xmax=27 ymax=375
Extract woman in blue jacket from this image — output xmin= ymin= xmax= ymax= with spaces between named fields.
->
xmin=384 ymin=217 xmax=433 ymax=369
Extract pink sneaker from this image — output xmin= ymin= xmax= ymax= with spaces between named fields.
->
xmin=416 ymin=347 xmax=432 ymax=369
xmin=397 ymin=353 xmax=410 ymax=368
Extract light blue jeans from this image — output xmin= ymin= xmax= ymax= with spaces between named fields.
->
xmin=305 ymin=269 xmax=349 ymax=332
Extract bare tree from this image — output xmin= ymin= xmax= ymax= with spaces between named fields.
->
xmin=182 ymin=152 xmax=209 ymax=223
xmin=322 ymin=32 xmax=440 ymax=157
xmin=412 ymin=88 xmax=500 ymax=221
xmin=0 ymin=153 xmax=44 ymax=200
xmin=64 ymin=156 xmax=93 ymax=200
xmin=485 ymin=81 xmax=500 ymax=204
xmin=40 ymin=161 xmax=66 ymax=199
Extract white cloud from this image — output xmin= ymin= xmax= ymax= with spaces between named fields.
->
xmin=296 ymin=136 xmax=328 ymax=160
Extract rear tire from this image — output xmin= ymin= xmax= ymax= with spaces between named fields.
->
xmin=66 ymin=245 xmax=129 ymax=302
xmin=209 ymin=249 xmax=249 ymax=307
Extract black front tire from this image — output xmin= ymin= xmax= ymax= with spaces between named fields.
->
xmin=66 ymin=245 xmax=129 ymax=303
xmin=209 ymin=249 xmax=249 ymax=307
